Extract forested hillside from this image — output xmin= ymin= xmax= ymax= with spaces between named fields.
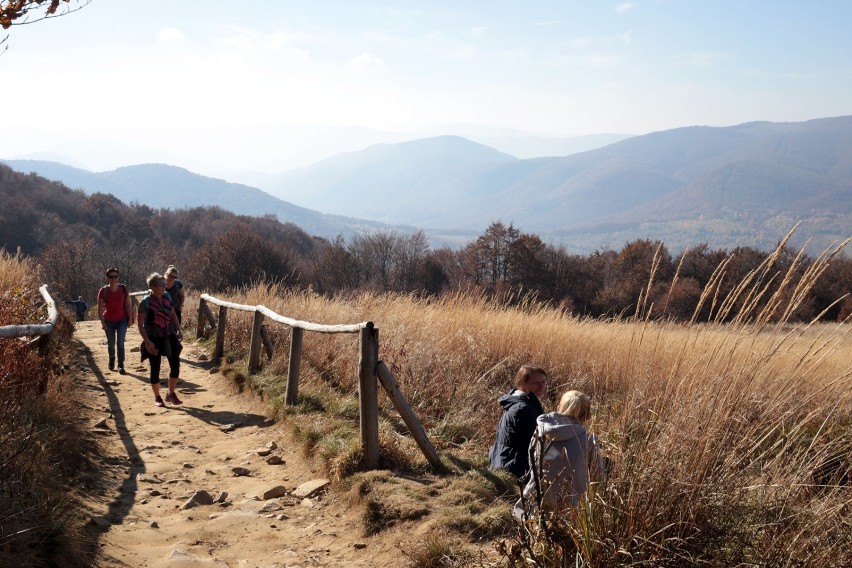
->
xmin=2 ymin=164 xmax=850 ymax=322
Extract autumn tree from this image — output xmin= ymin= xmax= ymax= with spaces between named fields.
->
xmin=313 ymin=235 xmax=358 ymax=293
xmin=1 ymin=0 xmax=89 ymax=50
xmin=189 ymin=226 xmax=296 ymax=291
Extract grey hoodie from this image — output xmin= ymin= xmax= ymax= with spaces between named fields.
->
xmin=514 ymin=412 xmax=605 ymax=518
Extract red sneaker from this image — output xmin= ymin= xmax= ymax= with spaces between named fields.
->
xmin=165 ymin=392 xmax=183 ymax=405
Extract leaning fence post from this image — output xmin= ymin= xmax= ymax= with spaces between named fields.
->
xmin=359 ymin=322 xmax=380 ymax=469
xmin=214 ymin=305 xmax=228 ymax=362
xmin=376 ymin=361 xmax=442 ymax=470
xmin=285 ymin=327 xmax=304 ymax=405
xmin=248 ymin=310 xmax=265 ymax=374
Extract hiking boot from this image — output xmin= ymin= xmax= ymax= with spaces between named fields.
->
xmin=108 ymin=358 xmax=115 ymax=371
xmin=165 ymin=392 xmax=183 ymax=405
xmin=118 ymin=366 xmax=126 ymax=375
xmin=154 ymin=396 xmax=165 ymax=408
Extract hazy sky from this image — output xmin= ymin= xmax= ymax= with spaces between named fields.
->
xmin=2 ymin=1 xmax=851 ymax=177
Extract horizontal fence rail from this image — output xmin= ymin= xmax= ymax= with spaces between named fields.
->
xmin=0 ymin=285 xmax=58 ymax=339
xmin=194 ymin=292 xmax=442 ymax=470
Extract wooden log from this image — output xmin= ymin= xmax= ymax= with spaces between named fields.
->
xmin=257 ymin=304 xmax=365 ymax=334
xmin=214 ymin=305 xmax=228 ymax=362
xmin=376 ymin=361 xmax=443 ymax=470
xmin=248 ymin=310 xmax=265 ymax=374
xmin=200 ymin=294 xmax=368 ymax=334
xmin=0 ymin=285 xmax=58 ymax=339
xmin=260 ymin=324 xmax=274 ymax=360
xmin=285 ymin=327 xmax=304 ymax=406
xmin=358 ymin=323 xmax=380 ymax=469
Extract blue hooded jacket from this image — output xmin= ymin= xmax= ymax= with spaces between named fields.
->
xmin=488 ymin=390 xmax=544 ymax=477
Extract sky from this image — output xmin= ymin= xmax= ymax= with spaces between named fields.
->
xmin=2 ymin=0 xmax=851 ymax=179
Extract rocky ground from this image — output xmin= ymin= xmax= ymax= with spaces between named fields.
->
xmin=74 ymin=320 xmax=410 ymax=568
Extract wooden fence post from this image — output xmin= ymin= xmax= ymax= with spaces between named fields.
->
xmin=285 ymin=327 xmax=304 ymax=405
xmin=359 ymin=323 xmax=380 ymax=469
xmin=260 ymin=324 xmax=274 ymax=360
xmin=248 ymin=310 xmax=265 ymax=374
xmin=196 ymin=297 xmax=206 ymax=339
xmin=214 ymin=305 xmax=228 ymax=362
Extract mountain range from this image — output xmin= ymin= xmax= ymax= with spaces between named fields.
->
xmin=5 ymin=116 xmax=852 ymax=253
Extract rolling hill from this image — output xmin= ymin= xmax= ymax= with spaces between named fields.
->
xmin=261 ymin=117 xmax=852 ymax=252
xmin=0 ymin=160 xmax=413 ymax=240
xmin=6 ymin=116 xmax=851 ymax=252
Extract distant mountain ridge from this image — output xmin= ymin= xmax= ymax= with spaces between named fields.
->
xmin=5 ymin=116 xmax=852 ymax=253
xmin=261 ymin=117 xmax=852 ymax=252
xmin=0 ymin=160 xmax=414 ymax=240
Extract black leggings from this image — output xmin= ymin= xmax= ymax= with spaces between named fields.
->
xmin=148 ymin=335 xmax=181 ymax=384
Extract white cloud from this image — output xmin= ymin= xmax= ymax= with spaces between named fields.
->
xmin=157 ymin=27 xmax=185 ymax=43
xmin=351 ymin=52 xmax=385 ymax=73
xmin=616 ymin=3 xmax=636 ymax=14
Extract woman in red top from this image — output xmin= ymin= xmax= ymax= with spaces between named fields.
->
xmin=97 ymin=267 xmax=134 ymax=374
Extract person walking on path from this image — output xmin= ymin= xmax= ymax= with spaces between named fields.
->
xmin=97 ymin=268 xmax=133 ymax=374
xmin=66 ymin=295 xmax=88 ymax=321
xmin=164 ymin=265 xmax=186 ymax=325
xmin=138 ymin=272 xmax=183 ymax=407
xmin=489 ymin=364 xmax=548 ymax=478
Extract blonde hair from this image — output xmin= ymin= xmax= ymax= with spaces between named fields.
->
xmin=166 ymin=265 xmax=179 ymax=277
xmin=557 ymin=390 xmax=591 ymax=421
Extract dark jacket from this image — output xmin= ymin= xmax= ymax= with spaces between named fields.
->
xmin=488 ymin=390 xmax=544 ymax=477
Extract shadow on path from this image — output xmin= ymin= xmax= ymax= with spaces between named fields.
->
xmin=168 ymin=404 xmax=274 ymax=430
xmin=79 ymin=340 xmax=144 ymax=535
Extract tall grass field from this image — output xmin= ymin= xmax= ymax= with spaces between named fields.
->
xmin=196 ymin=245 xmax=851 ymax=566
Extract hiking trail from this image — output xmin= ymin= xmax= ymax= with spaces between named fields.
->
xmin=74 ymin=319 xmax=406 ymax=568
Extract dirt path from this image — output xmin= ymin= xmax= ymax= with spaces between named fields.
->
xmin=75 ymin=320 xmax=406 ymax=568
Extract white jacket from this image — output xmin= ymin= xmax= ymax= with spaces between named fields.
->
xmin=514 ymin=412 xmax=605 ymax=518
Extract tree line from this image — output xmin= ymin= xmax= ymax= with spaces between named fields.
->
xmin=3 ymin=164 xmax=850 ymax=322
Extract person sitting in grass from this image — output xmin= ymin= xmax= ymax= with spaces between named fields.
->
xmin=514 ymin=389 xmax=605 ymax=519
xmin=489 ymin=364 xmax=548 ymax=478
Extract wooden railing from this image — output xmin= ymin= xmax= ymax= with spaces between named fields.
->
xmin=195 ymin=293 xmax=441 ymax=470
xmin=0 ymin=285 xmax=58 ymax=345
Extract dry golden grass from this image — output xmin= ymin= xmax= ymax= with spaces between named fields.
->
xmin=188 ymin=240 xmax=851 ymax=566
xmin=1 ymin=250 xmax=92 ymax=567
xmin=0 ymin=248 xmax=38 ymax=293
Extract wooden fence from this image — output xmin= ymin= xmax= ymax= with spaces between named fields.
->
xmin=195 ymin=293 xmax=441 ymax=470
xmin=0 ymin=285 xmax=58 ymax=349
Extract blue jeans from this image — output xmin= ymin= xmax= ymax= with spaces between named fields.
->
xmin=104 ymin=319 xmax=128 ymax=366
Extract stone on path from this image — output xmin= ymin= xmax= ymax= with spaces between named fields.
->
xmin=232 ymin=466 xmax=251 ymax=477
xmin=292 ymin=478 xmax=330 ymax=498
xmin=262 ymin=485 xmax=288 ymax=500
xmin=265 ymin=455 xmax=284 ymax=465
xmin=181 ymin=489 xmax=215 ymax=510
xmin=137 ymin=473 xmax=163 ymax=484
